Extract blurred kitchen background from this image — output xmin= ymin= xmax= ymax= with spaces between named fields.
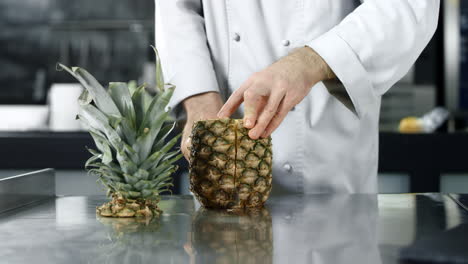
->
xmin=1 ymin=0 xmax=467 ymax=194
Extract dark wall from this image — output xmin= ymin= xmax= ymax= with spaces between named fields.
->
xmin=0 ymin=0 xmax=154 ymax=104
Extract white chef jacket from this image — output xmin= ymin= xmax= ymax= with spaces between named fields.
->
xmin=155 ymin=0 xmax=440 ymax=194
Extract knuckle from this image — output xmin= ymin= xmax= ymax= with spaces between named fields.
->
xmin=232 ymin=89 xmax=242 ymax=98
xmin=275 ymin=79 xmax=289 ymax=89
xmin=253 ymin=73 xmax=268 ymax=84
xmin=243 ymin=89 xmax=256 ymax=99
xmin=273 ymin=110 xmax=287 ymax=121
xmin=283 ymin=98 xmax=297 ymax=109
xmin=264 ymin=107 xmax=277 ymax=115
xmin=235 ymin=87 xmax=246 ymax=95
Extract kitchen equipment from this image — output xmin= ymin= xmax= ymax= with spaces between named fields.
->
xmin=0 ymin=105 xmax=49 ymax=131
xmin=48 ymin=83 xmax=83 ymax=131
xmin=0 ymin=169 xmax=55 ymax=214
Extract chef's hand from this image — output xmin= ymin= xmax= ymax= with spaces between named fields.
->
xmin=181 ymin=92 xmax=223 ymax=161
xmin=217 ymin=46 xmax=335 ymax=139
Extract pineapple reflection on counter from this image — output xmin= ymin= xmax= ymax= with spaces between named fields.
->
xmin=58 ymin=47 xmax=182 ymax=219
xmin=189 ymin=119 xmax=273 ymax=209
xmin=93 ymin=213 xmax=190 ymax=264
xmin=93 ymin=217 xmax=163 ymax=264
xmin=185 ymin=207 xmax=273 ymax=264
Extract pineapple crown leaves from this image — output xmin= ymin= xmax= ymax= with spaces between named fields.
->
xmin=151 ymin=45 xmax=164 ymax=93
xmin=57 ymin=47 xmax=182 ymax=199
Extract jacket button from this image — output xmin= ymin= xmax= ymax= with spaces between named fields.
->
xmin=282 ymin=40 xmax=290 ymax=47
xmin=233 ymin=33 xmax=241 ymax=42
xmin=283 ymin=163 xmax=292 ymax=172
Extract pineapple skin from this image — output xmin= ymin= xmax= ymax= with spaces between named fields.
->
xmin=189 ymin=119 xmax=272 ymax=209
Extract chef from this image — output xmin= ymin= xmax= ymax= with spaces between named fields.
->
xmin=155 ymin=0 xmax=440 ymax=194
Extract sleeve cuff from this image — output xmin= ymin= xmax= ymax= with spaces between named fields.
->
xmin=307 ymin=28 xmax=377 ymax=118
xmin=166 ymin=62 xmax=219 ymax=120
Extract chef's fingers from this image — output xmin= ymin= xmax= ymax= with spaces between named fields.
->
xmin=248 ymin=89 xmax=285 ymax=139
xmin=243 ymin=88 xmax=269 ymax=129
xmin=181 ymin=136 xmax=191 ymax=162
xmin=217 ymin=78 xmax=252 ymax=118
xmin=261 ymin=97 xmax=293 ymax=138
xmin=217 ymin=90 xmax=243 ymax=118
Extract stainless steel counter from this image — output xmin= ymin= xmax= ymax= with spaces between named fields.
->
xmin=0 ymin=169 xmax=54 ymax=214
xmin=0 ymin=193 xmax=467 ymax=264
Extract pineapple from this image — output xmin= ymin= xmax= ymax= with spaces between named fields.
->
xmin=58 ymin=47 xmax=182 ymax=218
xmin=189 ymin=119 xmax=272 ymax=209
xmin=189 ymin=207 xmax=273 ymax=264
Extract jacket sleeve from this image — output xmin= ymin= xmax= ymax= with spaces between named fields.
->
xmin=155 ymin=0 xmax=219 ymax=118
xmin=307 ymin=0 xmax=440 ymax=117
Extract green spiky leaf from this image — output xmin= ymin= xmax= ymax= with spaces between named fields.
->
xmin=78 ymin=104 xmax=122 ymax=151
xmin=138 ymin=85 xmax=174 ymax=133
xmin=140 ymin=134 xmax=181 ymax=170
xmin=128 ymin=80 xmax=138 ymax=95
xmin=89 ymin=131 xmax=113 ymax=164
xmin=151 ymin=45 xmax=164 ymax=92
xmin=152 ymin=122 xmax=177 ymax=152
xmin=78 ymin=89 xmax=93 ymax=106
xmin=108 ymin=82 xmax=136 ymax=127
xmin=57 ymin=64 xmax=120 ymax=116
xmin=59 ymin=46 xmax=182 ymax=201
xmin=134 ymin=111 xmax=168 ymax=162
xmin=132 ymin=84 xmax=152 ymax=129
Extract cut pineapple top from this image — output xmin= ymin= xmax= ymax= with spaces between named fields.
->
xmin=58 ymin=63 xmax=182 ymax=203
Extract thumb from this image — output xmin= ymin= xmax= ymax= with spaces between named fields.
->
xmin=183 ymin=137 xmax=192 ymax=162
